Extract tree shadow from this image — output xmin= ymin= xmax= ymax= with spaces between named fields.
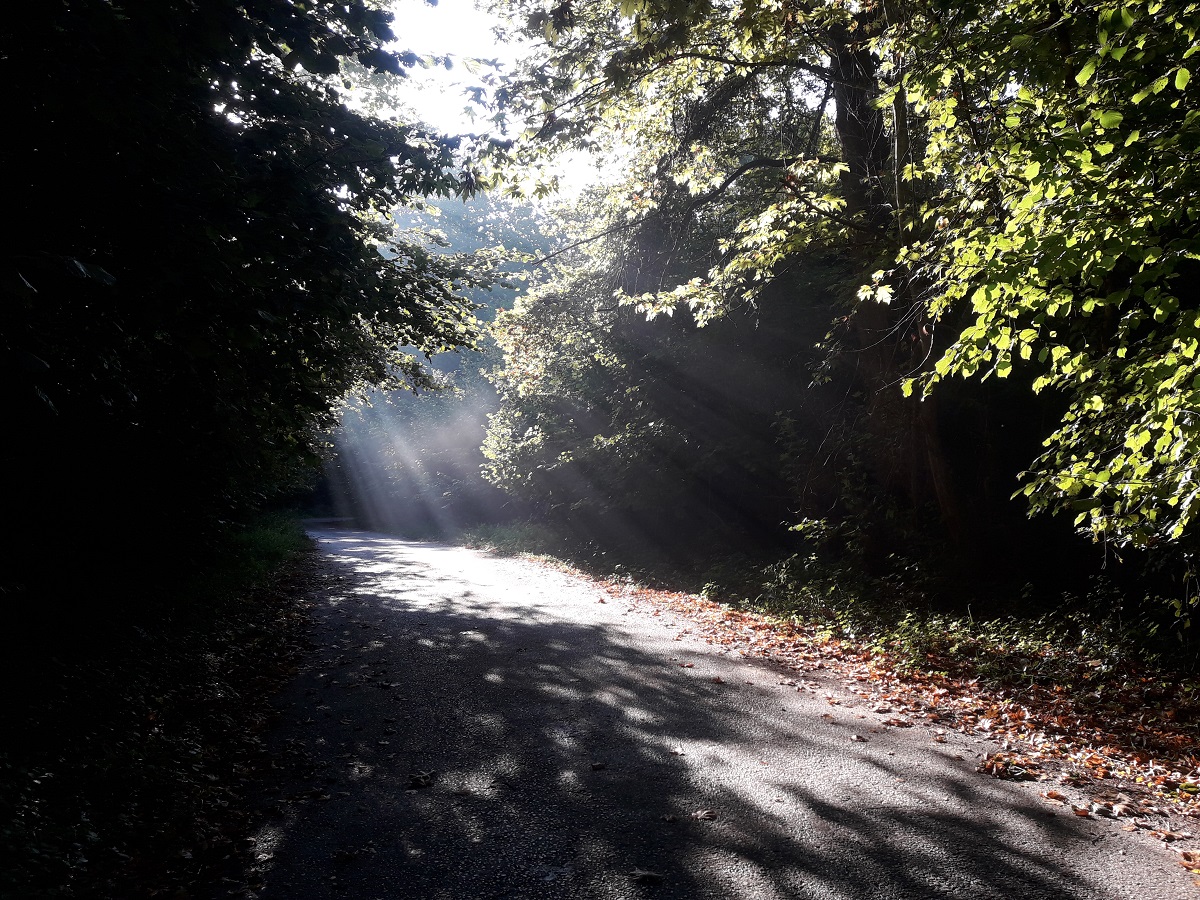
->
xmin=238 ymin=530 xmax=1131 ymax=900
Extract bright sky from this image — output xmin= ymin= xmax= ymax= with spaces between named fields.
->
xmin=383 ymin=0 xmax=604 ymax=196
xmin=386 ymin=0 xmax=519 ymax=135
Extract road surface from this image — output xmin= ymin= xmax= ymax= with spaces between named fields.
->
xmin=240 ymin=529 xmax=1195 ymax=899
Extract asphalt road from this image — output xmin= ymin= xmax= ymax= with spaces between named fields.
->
xmin=240 ymin=529 xmax=1196 ymax=899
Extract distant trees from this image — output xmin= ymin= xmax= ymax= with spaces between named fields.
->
xmin=323 ymin=195 xmax=552 ymax=536
xmin=2 ymin=0 xmax=482 ymax=595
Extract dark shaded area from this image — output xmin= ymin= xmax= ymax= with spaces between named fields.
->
xmin=0 ymin=523 xmax=314 ymax=899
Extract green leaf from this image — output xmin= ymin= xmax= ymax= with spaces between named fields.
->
xmin=1177 ymin=67 xmax=1192 ymax=90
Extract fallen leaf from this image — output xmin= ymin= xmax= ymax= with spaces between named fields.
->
xmin=691 ymin=809 xmax=716 ymax=821
xmin=1151 ymin=829 xmax=1192 ymax=842
xmin=408 ymin=770 xmax=436 ymax=789
xmin=850 ymin=734 xmax=868 ymax=743
xmin=629 ymin=868 xmax=664 ymax=884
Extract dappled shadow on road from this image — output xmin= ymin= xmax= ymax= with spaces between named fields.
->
xmin=240 ymin=531 xmax=1123 ymax=900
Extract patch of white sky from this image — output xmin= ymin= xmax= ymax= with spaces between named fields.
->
xmin=381 ymin=0 xmax=607 ymax=198
xmin=384 ymin=0 xmax=516 ymax=136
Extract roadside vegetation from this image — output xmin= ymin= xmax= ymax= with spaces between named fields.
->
xmin=1 ymin=516 xmax=313 ymax=899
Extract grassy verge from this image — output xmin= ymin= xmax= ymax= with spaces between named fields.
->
xmin=0 ymin=513 xmax=314 ymax=899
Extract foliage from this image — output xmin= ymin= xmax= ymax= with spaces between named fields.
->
xmin=2 ymin=0 xmax=482 ymax=598
xmin=481 ymin=189 xmax=859 ymax=556
xmin=481 ymin=0 xmax=1021 ymax=589
xmin=893 ymin=0 xmax=1200 ymax=550
xmin=481 ymin=0 xmax=1200 ymax=599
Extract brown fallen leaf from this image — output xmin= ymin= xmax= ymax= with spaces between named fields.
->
xmin=1040 ymin=790 xmax=1069 ymax=803
xmin=711 ymin=676 xmax=724 ymax=684
xmin=1072 ymin=806 xmax=1091 ymax=817
xmin=1151 ymin=829 xmax=1193 ymax=842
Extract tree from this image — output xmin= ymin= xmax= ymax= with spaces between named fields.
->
xmin=487 ymin=0 xmax=1200 ymax=571
xmin=894 ymin=0 xmax=1200 ymax=552
xmin=1 ymin=0 xmax=481 ymax=602
xmin=480 ymin=0 xmax=974 ymax=552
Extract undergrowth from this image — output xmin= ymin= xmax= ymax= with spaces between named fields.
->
xmin=0 ymin=513 xmax=313 ymax=899
xmin=724 ymin=550 xmax=1199 ymax=692
xmin=459 ymin=520 xmax=1198 ymax=691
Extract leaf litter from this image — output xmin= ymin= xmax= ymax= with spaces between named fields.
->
xmin=593 ymin=576 xmax=1200 ymax=867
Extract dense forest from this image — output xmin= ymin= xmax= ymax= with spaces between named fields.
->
xmin=320 ymin=0 xmax=1200 ymax=636
xmin=3 ymin=0 xmax=1200 ymax=894
xmin=4 ymin=0 xmax=1195 ymax=631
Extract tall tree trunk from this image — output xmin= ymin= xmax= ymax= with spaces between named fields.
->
xmin=829 ymin=10 xmax=964 ymax=544
xmin=827 ymin=21 xmax=888 ymax=224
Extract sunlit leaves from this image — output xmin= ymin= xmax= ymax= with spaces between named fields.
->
xmin=898 ymin=0 xmax=1200 ymax=551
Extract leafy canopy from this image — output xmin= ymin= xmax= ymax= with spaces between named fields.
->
xmin=2 ymin=0 xmax=488 ymax=588
xmin=488 ymin=0 xmax=1200 ymax=552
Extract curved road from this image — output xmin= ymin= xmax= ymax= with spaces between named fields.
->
xmin=241 ymin=529 xmax=1195 ymax=899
